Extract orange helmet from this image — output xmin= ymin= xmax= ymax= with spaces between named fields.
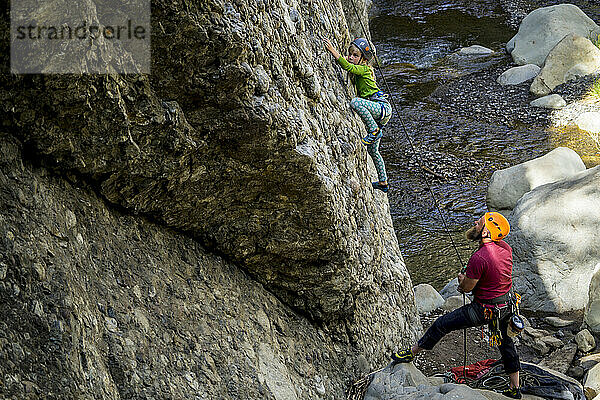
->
xmin=484 ymin=212 xmax=510 ymax=241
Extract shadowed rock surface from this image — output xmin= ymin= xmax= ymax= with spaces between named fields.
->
xmin=0 ymin=0 xmax=422 ymax=398
xmin=0 ymin=134 xmax=365 ymax=398
xmin=2 ymin=0 xmax=419 ymax=327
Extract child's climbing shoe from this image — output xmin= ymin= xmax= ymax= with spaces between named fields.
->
xmin=501 ymin=387 xmax=522 ymax=399
xmin=361 ymin=128 xmax=383 ymax=145
xmin=372 ymin=182 xmax=389 ymax=193
xmin=391 ymin=349 xmax=414 ymax=364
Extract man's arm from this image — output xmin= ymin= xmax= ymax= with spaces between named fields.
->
xmin=458 ymin=272 xmax=478 ymax=293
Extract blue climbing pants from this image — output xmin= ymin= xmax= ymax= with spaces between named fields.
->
xmin=350 ymin=97 xmax=391 ymax=133
xmin=350 ymin=97 xmax=391 ymax=183
xmin=418 ymin=302 xmax=521 ymax=374
xmin=367 ymin=138 xmax=387 ymax=183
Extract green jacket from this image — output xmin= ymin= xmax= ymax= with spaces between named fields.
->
xmin=336 ymin=56 xmax=380 ymax=98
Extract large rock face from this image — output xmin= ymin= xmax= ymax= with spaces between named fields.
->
xmin=1 ymin=0 xmax=419 ymax=334
xmin=486 ymin=147 xmax=585 ymax=213
xmin=508 ymin=166 xmax=600 ymax=312
xmin=0 ymin=133 xmax=418 ymax=399
xmin=585 ymin=268 xmax=600 ymax=333
xmin=530 ymin=34 xmax=600 ymax=96
xmin=509 ymin=4 xmax=600 ymax=67
xmin=0 ymin=0 xmax=421 ymax=396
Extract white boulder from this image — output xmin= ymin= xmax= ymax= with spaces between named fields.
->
xmin=439 ymin=277 xmax=459 ymax=299
xmin=575 ymin=329 xmax=596 ymax=352
xmin=413 ymin=284 xmax=444 ymax=314
xmin=586 ymin=268 xmax=600 ymax=333
xmin=530 ymin=34 xmax=600 ymax=96
xmin=442 ymin=295 xmax=470 ymax=311
xmin=510 ymin=4 xmax=600 ymax=66
xmin=576 ymin=112 xmax=600 ymax=133
xmin=585 ymin=363 xmax=600 ymax=399
xmin=530 ymin=94 xmax=566 ymax=109
xmin=497 ymin=64 xmax=540 ymax=86
xmin=486 ymin=147 xmax=585 ymax=212
xmin=544 ymin=316 xmax=574 ymax=327
xmin=509 ymin=166 xmax=600 ymax=312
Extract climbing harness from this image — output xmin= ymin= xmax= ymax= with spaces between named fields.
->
xmin=479 ymin=291 xmax=523 ymax=347
xmin=367 ymin=91 xmax=391 ymax=128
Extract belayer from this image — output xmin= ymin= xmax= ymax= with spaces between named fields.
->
xmin=392 ymin=212 xmax=523 ymax=399
xmin=323 ymin=37 xmax=392 ymax=193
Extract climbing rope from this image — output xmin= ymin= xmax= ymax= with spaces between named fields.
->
xmin=449 ymin=363 xmax=546 ymax=392
xmin=346 ymin=365 xmax=387 ymax=400
xmin=342 ymin=0 xmax=471 ymax=394
xmin=345 ymin=0 xmax=466 ymax=270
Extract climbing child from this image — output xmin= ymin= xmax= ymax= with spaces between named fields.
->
xmin=323 ymin=37 xmax=392 ymax=193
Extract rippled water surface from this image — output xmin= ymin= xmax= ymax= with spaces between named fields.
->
xmin=367 ymin=0 xmax=555 ymax=288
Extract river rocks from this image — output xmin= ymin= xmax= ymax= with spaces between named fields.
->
xmin=364 ymin=363 xmax=488 ymax=400
xmin=539 ymin=343 xmax=578 ymax=374
xmin=442 ymin=295 xmax=470 ymax=311
xmin=576 ymin=112 xmax=600 ymax=133
xmin=509 ymin=4 xmax=600 ymax=67
xmin=486 ymin=147 xmax=585 ymax=213
xmin=509 ymin=166 xmax=600 ymax=312
xmin=544 ymin=316 xmax=575 ymax=328
xmin=530 ymin=34 xmax=600 ymax=96
xmin=414 ymin=284 xmax=445 ymax=314
xmin=584 ymin=363 xmax=600 ymax=399
xmin=459 ymin=45 xmax=494 ymax=55
xmin=575 ymin=329 xmax=596 ymax=353
xmin=497 ymin=64 xmax=540 ymax=86
xmin=580 ymin=353 xmax=600 ymax=370
xmin=585 ymin=268 xmax=600 ymax=333
xmin=440 ymin=278 xmax=459 ymax=300
xmin=530 ymin=94 xmax=566 ymax=109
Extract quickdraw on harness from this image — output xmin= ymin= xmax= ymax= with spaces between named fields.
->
xmin=482 ymin=305 xmax=503 ymax=347
xmin=481 ymin=291 xmax=524 ymax=347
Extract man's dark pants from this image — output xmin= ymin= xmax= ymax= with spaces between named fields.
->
xmin=417 ymin=301 xmax=520 ymax=374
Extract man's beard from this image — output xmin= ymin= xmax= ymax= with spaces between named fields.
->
xmin=465 ymin=225 xmax=483 ymax=241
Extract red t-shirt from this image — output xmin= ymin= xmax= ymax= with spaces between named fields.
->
xmin=466 ymin=240 xmax=513 ymax=302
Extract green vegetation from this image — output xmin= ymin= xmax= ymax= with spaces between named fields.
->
xmin=591 ymin=79 xmax=600 ymax=99
xmin=591 ymin=32 xmax=600 ymax=49
xmin=589 ymin=32 xmax=600 ymax=101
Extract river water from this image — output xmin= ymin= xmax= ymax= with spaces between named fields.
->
xmin=368 ymin=0 xmax=554 ymax=289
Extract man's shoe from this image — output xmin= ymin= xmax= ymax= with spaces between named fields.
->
xmin=502 ymin=387 xmax=522 ymax=399
xmin=361 ymin=128 xmax=383 ymax=145
xmin=372 ymin=182 xmax=389 ymax=193
xmin=391 ymin=348 xmax=414 ymax=364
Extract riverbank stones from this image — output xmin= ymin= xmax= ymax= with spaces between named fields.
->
xmin=509 ymin=4 xmax=600 ymax=66
xmin=530 ymin=34 xmax=600 ymax=96
xmin=575 ymin=112 xmax=600 ymax=133
xmin=497 ymin=64 xmax=540 ymax=86
xmin=530 ymin=94 xmax=566 ymax=109
xmin=575 ymin=329 xmax=596 ymax=352
xmin=486 ymin=147 xmax=585 ymax=213
xmin=414 ymin=284 xmax=445 ymax=314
